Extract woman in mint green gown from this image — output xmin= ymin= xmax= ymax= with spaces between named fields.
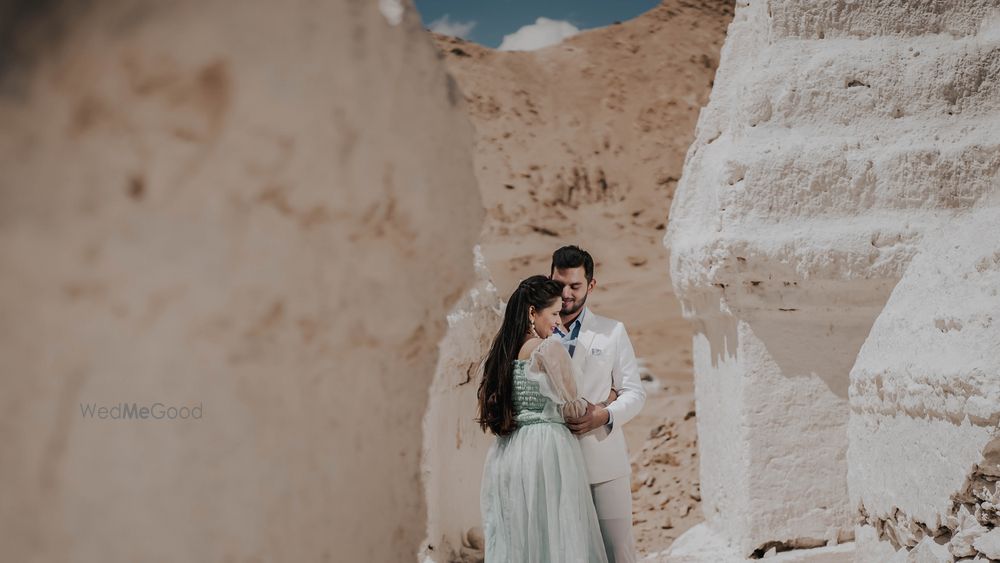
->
xmin=477 ymin=275 xmax=610 ymax=563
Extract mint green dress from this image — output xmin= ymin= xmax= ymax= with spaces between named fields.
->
xmin=480 ymin=341 xmax=609 ymax=563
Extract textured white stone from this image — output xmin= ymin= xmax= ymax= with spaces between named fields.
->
xmin=378 ymin=0 xmax=405 ymax=26
xmin=949 ymin=506 xmax=988 ymax=558
xmin=667 ymin=0 xmax=1000 ymax=559
xmin=972 ymin=528 xmax=1000 ymax=559
xmin=421 ymin=247 xmax=502 ymax=562
xmin=852 ymin=204 xmax=1000 ymax=559
xmin=649 ymin=523 xmax=855 ymax=563
xmin=855 ymin=525 xmax=901 ymax=563
xmin=907 ymin=538 xmax=952 ymax=563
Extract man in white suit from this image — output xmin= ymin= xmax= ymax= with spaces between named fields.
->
xmin=551 ymin=245 xmax=645 ymax=563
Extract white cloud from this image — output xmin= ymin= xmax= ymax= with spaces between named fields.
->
xmin=428 ymin=14 xmax=477 ymax=38
xmin=498 ymin=17 xmax=580 ymax=51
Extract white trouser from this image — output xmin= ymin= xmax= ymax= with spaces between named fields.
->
xmin=591 ymin=475 xmax=636 ymax=563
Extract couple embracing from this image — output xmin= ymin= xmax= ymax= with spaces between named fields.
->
xmin=477 ymin=245 xmax=646 ymax=563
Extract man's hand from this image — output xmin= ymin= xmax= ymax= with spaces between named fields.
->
xmin=606 ymin=388 xmax=619 ymax=404
xmin=565 ymin=401 xmax=610 ymax=435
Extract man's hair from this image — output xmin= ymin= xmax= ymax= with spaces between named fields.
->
xmin=550 ymin=245 xmax=594 ymax=282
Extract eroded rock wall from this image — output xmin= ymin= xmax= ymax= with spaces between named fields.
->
xmin=421 ymin=247 xmax=501 ymax=563
xmin=0 ymin=1 xmax=481 ymax=561
xmin=850 ymin=204 xmax=1000 ymax=562
xmin=665 ymin=0 xmax=1000 ymax=559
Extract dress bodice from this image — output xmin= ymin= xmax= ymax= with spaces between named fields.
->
xmin=512 ymin=359 xmax=559 ymax=426
xmin=512 ymin=360 xmax=545 ymax=412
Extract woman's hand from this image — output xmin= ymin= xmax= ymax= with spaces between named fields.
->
xmin=562 ymin=398 xmax=589 ymax=421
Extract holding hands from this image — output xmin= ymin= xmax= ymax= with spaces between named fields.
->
xmin=565 ymin=388 xmax=618 ymax=435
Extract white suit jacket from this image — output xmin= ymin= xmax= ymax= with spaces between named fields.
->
xmin=569 ymin=308 xmax=645 ymax=484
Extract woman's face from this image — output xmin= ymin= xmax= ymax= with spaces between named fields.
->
xmin=531 ymin=299 xmax=563 ymax=339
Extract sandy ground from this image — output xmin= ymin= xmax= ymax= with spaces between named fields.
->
xmin=430 ymin=0 xmax=733 ymax=555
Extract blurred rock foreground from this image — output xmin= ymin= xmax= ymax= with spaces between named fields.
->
xmin=0 ymin=1 xmax=481 ymax=561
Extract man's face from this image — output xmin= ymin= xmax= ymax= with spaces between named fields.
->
xmin=551 ymin=266 xmax=595 ymax=318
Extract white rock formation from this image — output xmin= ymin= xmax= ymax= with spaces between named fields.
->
xmin=0 ymin=1 xmax=481 ymax=561
xmin=665 ymin=0 xmax=1000 ymax=560
xmin=421 ymin=247 xmax=502 ymax=563
xmin=973 ymin=528 xmax=1000 ymax=559
xmin=850 ymin=204 xmax=1000 ymax=560
xmin=656 ymin=523 xmax=854 ymax=562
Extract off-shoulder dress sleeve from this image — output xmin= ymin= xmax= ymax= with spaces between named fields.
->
xmin=526 ymin=336 xmax=590 ymax=420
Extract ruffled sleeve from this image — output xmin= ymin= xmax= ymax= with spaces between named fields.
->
xmin=525 ymin=336 xmax=590 ymax=420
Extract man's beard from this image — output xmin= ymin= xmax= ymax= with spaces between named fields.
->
xmin=561 ymin=293 xmax=588 ymax=317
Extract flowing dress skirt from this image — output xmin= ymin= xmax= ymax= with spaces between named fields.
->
xmin=480 ymin=421 xmax=609 ymax=563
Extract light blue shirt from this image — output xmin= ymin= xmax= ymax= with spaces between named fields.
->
xmin=554 ymin=308 xmax=584 ymax=357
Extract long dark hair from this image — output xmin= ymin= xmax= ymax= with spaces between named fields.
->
xmin=477 ymin=275 xmax=564 ymax=436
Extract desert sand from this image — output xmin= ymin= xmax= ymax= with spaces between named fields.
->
xmin=431 ymin=1 xmax=733 ymax=556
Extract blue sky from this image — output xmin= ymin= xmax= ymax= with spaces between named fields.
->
xmin=412 ymin=0 xmax=660 ymax=49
